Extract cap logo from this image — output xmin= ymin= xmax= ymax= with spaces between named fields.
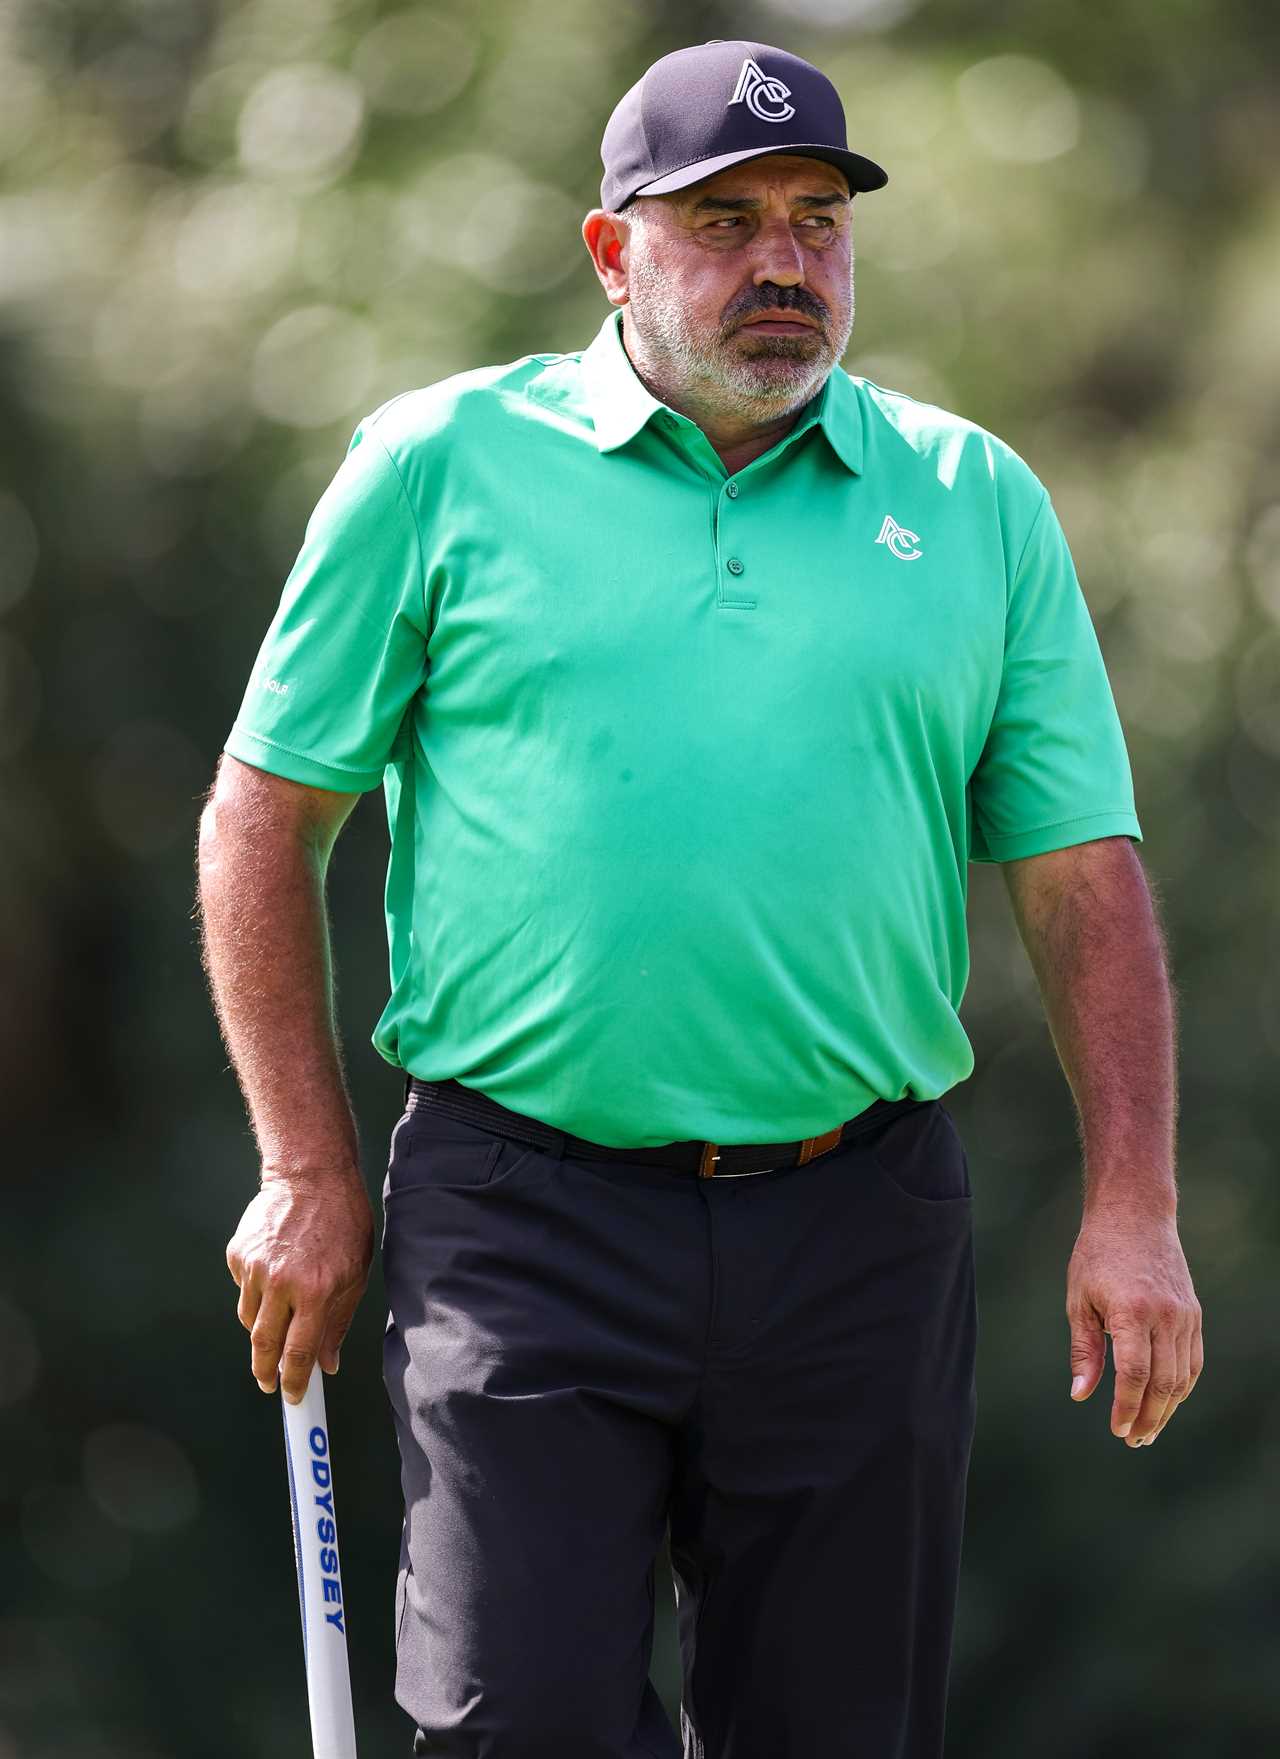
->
xmin=728 ymin=56 xmax=796 ymax=125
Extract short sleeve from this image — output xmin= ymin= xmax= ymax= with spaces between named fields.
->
xmin=223 ymin=422 xmax=427 ymax=792
xmin=969 ymin=490 xmax=1143 ymax=862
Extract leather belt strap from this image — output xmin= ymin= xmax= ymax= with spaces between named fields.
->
xmin=797 ymin=1125 xmax=846 ymax=1164
xmin=403 ymin=1076 xmax=922 ymax=1179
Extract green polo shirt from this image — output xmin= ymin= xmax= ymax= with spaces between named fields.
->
xmin=224 ymin=306 xmax=1142 ymax=1147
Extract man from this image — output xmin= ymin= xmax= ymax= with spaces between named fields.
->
xmin=198 ymin=38 xmax=1203 ymax=1759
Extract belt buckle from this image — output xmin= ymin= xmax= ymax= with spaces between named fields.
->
xmin=697 ymin=1119 xmax=845 ymax=1179
xmin=698 ymin=1142 xmax=776 ymax=1179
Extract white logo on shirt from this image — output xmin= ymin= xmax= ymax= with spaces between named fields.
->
xmin=729 ymin=57 xmax=796 ymax=124
xmin=262 ymin=676 xmax=290 ymax=695
xmin=875 ymin=515 xmax=923 ymax=561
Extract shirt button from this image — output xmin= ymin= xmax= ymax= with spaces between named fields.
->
xmin=726 ymin=557 xmax=744 ymax=576
xmin=725 ymin=481 xmax=739 ymax=498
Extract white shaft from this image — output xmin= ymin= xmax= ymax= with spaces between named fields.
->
xmin=282 ymin=1366 xmax=358 ymax=1759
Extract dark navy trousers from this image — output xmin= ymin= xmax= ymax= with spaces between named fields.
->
xmin=381 ymin=1093 xmax=978 ymax=1758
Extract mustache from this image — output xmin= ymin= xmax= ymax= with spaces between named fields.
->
xmin=724 ymin=288 xmax=827 ymax=331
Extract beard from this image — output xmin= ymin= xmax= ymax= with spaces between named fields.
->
xmin=625 ymin=244 xmax=854 ymax=415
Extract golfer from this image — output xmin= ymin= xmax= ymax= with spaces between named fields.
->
xmin=200 ymin=38 xmax=1203 ymax=1758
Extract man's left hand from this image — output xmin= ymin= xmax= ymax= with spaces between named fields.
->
xmin=1065 ymin=1209 xmax=1203 ymax=1446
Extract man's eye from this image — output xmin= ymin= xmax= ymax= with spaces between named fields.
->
xmin=706 ymin=214 xmax=836 ymax=231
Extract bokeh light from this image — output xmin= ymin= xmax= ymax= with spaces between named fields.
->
xmin=20 ymin=1488 xmax=132 ymax=1592
xmin=237 ymin=63 xmax=367 ymax=188
xmin=250 ymin=302 xmax=380 ymax=426
xmin=0 ymin=1299 xmax=40 ymax=1406
xmin=957 ymin=55 xmax=1080 ymax=163
xmin=82 ymin=1424 xmax=200 ymax=1534
xmin=0 ymin=494 xmax=39 ymax=612
xmin=352 ymin=7 xmax=478 ymax=115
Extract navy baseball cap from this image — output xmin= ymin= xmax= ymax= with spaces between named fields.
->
xmin=600 ymin=39 xmax=888 ymax=212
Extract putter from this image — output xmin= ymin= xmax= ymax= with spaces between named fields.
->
xmin=282 ymin=1364 xmax=358 ymax=1758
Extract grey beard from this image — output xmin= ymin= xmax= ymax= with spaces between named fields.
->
xmin=626 ymin=255 xmax=855 ymax=417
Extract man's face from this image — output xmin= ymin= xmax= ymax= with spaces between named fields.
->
xmin=619 ymin=154 xmax=854 ymax=416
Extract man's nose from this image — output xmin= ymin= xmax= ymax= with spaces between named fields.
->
xmin=749 ymin=218 xmax=806 ymax=286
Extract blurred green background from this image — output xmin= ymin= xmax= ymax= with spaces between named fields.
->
xmin=2 ymin=0 xmax=1277 ymax=1753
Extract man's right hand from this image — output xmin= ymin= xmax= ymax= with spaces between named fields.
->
xmin=226 ymin=1168 xmax=375 ymax=1404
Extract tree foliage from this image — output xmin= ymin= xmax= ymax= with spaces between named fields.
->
xmin=1 ymin=2 xmax=1276 ymax=1752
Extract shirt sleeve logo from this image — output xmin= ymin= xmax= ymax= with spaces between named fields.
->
xmin=729 ymin=57 xmax=796 ymax=124
xmin=875 ymin=514 xmax=923 ymax=562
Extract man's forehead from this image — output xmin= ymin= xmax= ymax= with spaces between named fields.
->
xmin=675 ymin=154 xmax=851 ymax=208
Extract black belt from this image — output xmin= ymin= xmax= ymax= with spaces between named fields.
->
xmin=403 ymin=1075 xmax=925 ymax=1179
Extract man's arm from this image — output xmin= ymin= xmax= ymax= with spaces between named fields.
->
xmin=196 ymin=752 xmax=375 ymax=1404
xmin=1000 ymin=835 xmax=1203 ymax=1447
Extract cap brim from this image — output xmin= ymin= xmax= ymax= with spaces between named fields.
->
xmin=631 ymin=142 xmax=888 ymax=201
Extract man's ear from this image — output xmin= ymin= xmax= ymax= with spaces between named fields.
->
xmin=582 ymin=209 xmax=630 ymax=303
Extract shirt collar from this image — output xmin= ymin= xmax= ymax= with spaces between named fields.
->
xmin=581 ymin=307 xmax=863 ymax=476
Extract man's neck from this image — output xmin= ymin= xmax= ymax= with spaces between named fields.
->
xmin=707 ymin=409 xmax=807 ymax=476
